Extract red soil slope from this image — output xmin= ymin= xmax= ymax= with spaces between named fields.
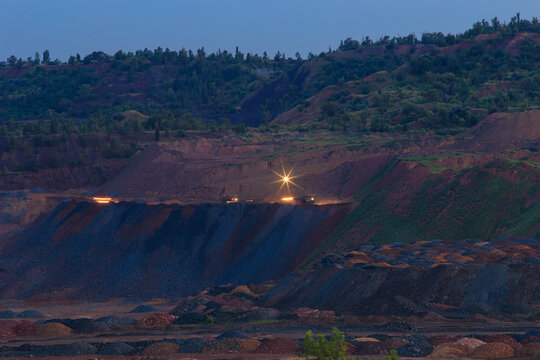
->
xmin=468 ymin=110 xmax=540 ymax=151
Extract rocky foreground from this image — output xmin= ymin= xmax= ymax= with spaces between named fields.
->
xmin=0 ymin=236 xmax=539 ymax=359
xmin=0 ymin=309 xmax=538 ymax=359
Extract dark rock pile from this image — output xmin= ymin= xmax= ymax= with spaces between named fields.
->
xmin=129 ymin=304 xmax=159 ymax=313
xmin=335 ymin=238 xmax=540 ymax=268
xmin=0 ymin=309 xmax=45 ymax=319
xmin=260 ymin=238 xmax=540 ymax=318
xmin=170 ymin=283 xmax=280 ymax=324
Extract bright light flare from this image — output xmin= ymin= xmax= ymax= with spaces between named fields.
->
xmin=281 ymin=196 xmax=294 ymax=202
xmin=271 ymin=164 xmax=300 ymax=194
xmin=93 ymin=197 xmax=112 ymax=204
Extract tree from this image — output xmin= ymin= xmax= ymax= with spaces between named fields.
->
xmin=49 ymin=116 xmax=60 ymax=134
xmin=233 ymin=123 xmax=246 ymax=134
xmin=339 ymin=37 xmax=361 ymax=51
xmin=7 ymin=55 xmax=17 ymax=66
xmin=320 ymin=102 xmax=343 ymax=118
xmin=42 ymin=50 xmax=50 ymax=64
xmin=491 ymin=17 xmax=501 ymax=31
xmin=361 ymin=36 xmax=373 ymax=47
xmin=218 ymin=117 xmax=230 ymax=130
xmin=114 ymin=50 xmax=127 ymax=60
xmin=262 ymin=110 xmax=271 ymax=125
xmin=235 ymin=46 xmax=244 ymax=61
xmin=299 ymin=328 xmax=350 ymax=360
xmin=34 ymin=52 xmax=40 ymax=65
xmin=154 ymin=124 xmax=160 ymax=141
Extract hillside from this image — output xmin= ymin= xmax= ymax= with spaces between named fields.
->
xmin=274 ymin=32 xmax=540 ymax=132
xmin=1 ymin=21 xmax=540 ymax=190
xmin=1 ymin=17 xmax=540 ymax=134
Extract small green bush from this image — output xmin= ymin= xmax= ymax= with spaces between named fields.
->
xmin=386 ymin=349 xmax=400 ymax=360
xmin=299 ymin=327 xmax=351 ymax=360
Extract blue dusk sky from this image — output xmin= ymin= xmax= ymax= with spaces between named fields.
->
xmin=1 ymin=0 xmax=540 ymax=61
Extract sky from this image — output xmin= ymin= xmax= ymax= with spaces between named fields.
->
xmin=2 ymin=0 xmax=540 ymax=61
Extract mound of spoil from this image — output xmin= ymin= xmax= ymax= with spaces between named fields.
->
xmin=176 ymin=338 xmax=211 ymax=353
xmin=352 ymin=339 xmax=387 ymax=355
xmin=10 ymin=321 xmax=37 ymax=337
xmin=95 ymin=315 xmax=137 ymax=327
xmin=141 ymin=341 xmax=180 ymax=356
xmin=339 ymin=238 xmax=540 ymax=268
xmin=481 ymin=334 xmax=523 ymax=351
xmin=517 ymin=329 xmax=540 ymax=342
xmin=129 ymin=304 xmax=159 ymax=313
xmin=97 ymin=342 xmax=135 ymax=356
xmin=470 ymin=342 xmax=515 ymax=359
xmin=44 ymin=318 xmax=112 ymax=334
xmin=202 ymin=338 xmax=261 ymax=353
xmin=253 ymin=338 xmax=300 ymax=354
xmin=0 ymin=320 xmax=21 ymax=339
xmin=396 ymin=335 xmax=434 ymax=357
xmin=170 ymin=285 xmax=265 ymax=319
xmin=383 ymin=337 xmax=409 ymax=350
xmin=0 ymin=311 xmax=17 ymax=319
xmin=13 ymin=342 xmax=97 ymax=356
xmin=457 ymin=337 xmax=487 ymax=350
xmin=17 ymin=310 xmax=46 ymax=318
xmin=0 ymin=320 xmax=41 ymax=339
xmin=137 ymin=312 xmax=177 ymax=328
xmin=294 ymin=307 xmax=336 ymax=322
xmin=430 ymin=343 xmax=470 ymax=358
xmin=517 ymin=342 xmax=540 ymax=357
xmin=174 ymin=312 xmax=212 ymax=324
xmin=35 ymin=322 xmax=72 ymax=337
xmin=427 ymin=335 xmax=460 ymax=346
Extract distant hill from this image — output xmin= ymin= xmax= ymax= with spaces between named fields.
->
xmin=1 ymin=15 xmax=540 ymax=135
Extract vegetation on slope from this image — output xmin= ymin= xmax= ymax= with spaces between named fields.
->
xmin=1 ymin=14 xmax=540 ymax=135
xmin=328 ymin=157 xmax=540 ymax=247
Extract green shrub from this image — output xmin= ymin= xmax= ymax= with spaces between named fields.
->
xmin=299 ymin=327 xmax=351 ymax=360
xmin=386 ymin=349 xmax=399 ymax=360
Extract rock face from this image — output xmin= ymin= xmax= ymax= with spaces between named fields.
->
xmin=0 ymin=200 xmax=347 ymax=300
